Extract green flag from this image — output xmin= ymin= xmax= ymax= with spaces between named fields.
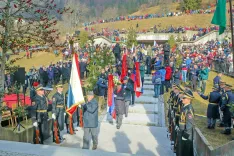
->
xmin=211 ymin=0 xmax=226 ymax=34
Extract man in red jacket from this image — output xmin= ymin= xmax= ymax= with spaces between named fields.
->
xmin=165 ymin=65 xmax=172 ymax=92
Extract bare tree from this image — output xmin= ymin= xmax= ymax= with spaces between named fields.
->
xmin=0 ymin=0 xmax=71 ymax=88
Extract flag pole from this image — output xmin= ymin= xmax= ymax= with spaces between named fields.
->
xmin=229 ymin=0 xmax=234 ymax=66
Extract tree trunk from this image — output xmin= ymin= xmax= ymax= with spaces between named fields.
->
xmin=0 ymin=56 xmax=5 ymax=89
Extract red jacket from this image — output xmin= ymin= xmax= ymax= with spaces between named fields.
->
xmin=165 ymin=66 xmax=172 ymax=80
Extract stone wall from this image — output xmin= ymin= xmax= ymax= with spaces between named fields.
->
xmin=193 ymin=127 xmax=213 ymax=156
xmin=0 ymin=119 xmax=52 ymax=143
xmin=193 ymin=127 xmax=234 ymax=156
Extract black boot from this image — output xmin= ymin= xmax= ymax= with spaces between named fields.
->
xmin=221 ymin=129 xmax=231 ymax=135
xmin=218 ymin=122 xmax=225 ymax=127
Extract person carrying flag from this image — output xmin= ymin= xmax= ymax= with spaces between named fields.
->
xmin=123 ymin=76 xmax=133 ymax=117
xmin=114 ymin=81 xmax=125 ymax=129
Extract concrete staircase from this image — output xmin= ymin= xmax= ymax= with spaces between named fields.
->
xmin=0 ymin=74 xmax=172 ymax=156
xmin=102 ymin=75 xmax=161 ymax=127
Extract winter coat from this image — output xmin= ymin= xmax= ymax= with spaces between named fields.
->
xmin=165 ymin=66 xmax=172 ymax=81
xmin=152 ymin=71 xmax=162 ymax=85
xmin=199 ymin=67 xmax=209 ymax=80
xmin=83 ymin=98 xmax=98 ymax=128
xmin=123 ymin=83 xmax=133 ymax=101
xmin=173 ymin=71 xmax=181 ymax=85
xmin=113 ymin=43 xmax=121 ymax=54
xmin=47 ymin=69 xmax=54 ymax=80
xmin=140 ymin=65 xmax=145 ymax=78
xmin=114 ymin=88 xmax=125 ymax=115
xmin=79 ymin=62 xmax=87 ymax=73
xmin=159 ymin=69 xmax=166 ymax=81
xmin=96 ymin=78 xmax=107 ymax=96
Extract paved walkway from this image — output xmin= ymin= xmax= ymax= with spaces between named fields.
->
xmin=44 ymin=75 xmax=172 ymax=156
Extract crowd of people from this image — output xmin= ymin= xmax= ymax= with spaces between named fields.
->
xmin=83 ymin=7 xmax=216 ymax=27
xmin=3 ymin=32 xmax=234 ymax=153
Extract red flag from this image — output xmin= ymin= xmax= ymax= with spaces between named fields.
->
xmin=135 ymin=62 xmax=142 ymax=97
xmin=135 ymin=62 xmax=141 ymax=87
xmin=108 ymin=75 xmax=114 ymax=106
xmin=121 ymin=54 xmax=127 ymax=81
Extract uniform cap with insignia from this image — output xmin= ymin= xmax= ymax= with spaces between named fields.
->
xmin=183 ymin=89 xmax=194 ymax=99
xmin=35 ymin=85 xmax=44 ymax=91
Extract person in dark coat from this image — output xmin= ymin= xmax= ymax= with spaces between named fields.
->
xmin=213 ymin=72 xmax=222 ymax=89
xmin=97 ymin=77 xmax=107 ymax=111
xmin=145 ymin=55 xmax=151 ymax=75
xmin=123 ymin=76 xmax=133 ymax=117
xmin=114 ymin=82 xmax=125 ymax=129
xmin=79 ymin=59 xmax=87 ymax=80
xmin=52 ymin=84 xmax=66 ymax=142
xmin=173 ymin=68 xmax=181 ymax=85
xmin=199 ymin=87 xmax=221 ymax=129
xmin=220 ymin=84 xmax=234 ymax=135
xmin=53 ymin=65 xmax=61 ymax=85
xmin=41 ymin=67 xmax=49 ymax=87
xmin=113 ymin=43 xmax=121 ymax=64
xmin=61 ymin=64 xmax=69 ymax=84
xmin=82 ymin=91 xmax=98 ymax=150
xmin=47 ymin=67 xmax=54 ymax=87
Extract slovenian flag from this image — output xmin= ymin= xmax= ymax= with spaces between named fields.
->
xmin=66 ymin=53 xmax=85 ymax=116
xmin=107 ymin=75 xmax=116 ymax=119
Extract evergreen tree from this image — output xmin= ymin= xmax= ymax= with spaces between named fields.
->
xmin=85 ymin=44 xmax=115 ymax=91
xmin=126 ymin=27 xmax=138 ymax=48
xmin=167 ymin=35 xmax=176 ymax=48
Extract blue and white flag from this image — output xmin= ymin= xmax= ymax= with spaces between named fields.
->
xmin=66 ymin=53 xmax=85 ymax=116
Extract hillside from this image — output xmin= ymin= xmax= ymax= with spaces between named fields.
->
xmin=82 ymin=14 xmax=214 ymax=32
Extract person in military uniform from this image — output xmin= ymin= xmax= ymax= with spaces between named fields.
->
xmin=220 ymin=84 xmax=234 ymax=135
xmin=52 ymin=84 xmax=66 ymax=142
xmin=32 ymin=85 xmax=48 ymax=144
xmin=122 ymin=76 xmax=133 ymax=117
xmin=114 ymin=82 xmax=125 ymax=129
xmin=218 ymin=81 xmax=226 ymax=127
xmin=177 ymin=89 xmax=194 ymax=156
xmin=199 ymin=87 xmax=221 ymax=129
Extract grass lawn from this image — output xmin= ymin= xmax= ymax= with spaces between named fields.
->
xmin=9 ymin=51 xmax=64 ymax=71
xmin=164 ymin=71 xmax=234 ymax=148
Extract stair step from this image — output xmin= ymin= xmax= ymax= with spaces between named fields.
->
xmin=103 ymin=113 xmax=159 ymax=126
xmin=143 ymin=88 xmax=154 ymax=91
xmin=129 ymin=104 xmax=158 ymax=114
xmin=135 ymin=95 xmax=158 ymax=103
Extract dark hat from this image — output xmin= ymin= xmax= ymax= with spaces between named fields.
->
xmin=183 ymin=89 xmax=194 ymax=99
xmin=123 ymin=76 xmax=129 ymax=80
xmin=35 ymin=85 xmax=44 ymax=91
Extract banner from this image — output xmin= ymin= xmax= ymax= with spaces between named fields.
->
xmin=66 ymin=53 xmax=85 ymax=116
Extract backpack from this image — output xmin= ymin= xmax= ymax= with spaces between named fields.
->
xmin=153 ymin=74 xmax=161 ymax=84
xmin=93 ymin=85 xmax=99 ymax=96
